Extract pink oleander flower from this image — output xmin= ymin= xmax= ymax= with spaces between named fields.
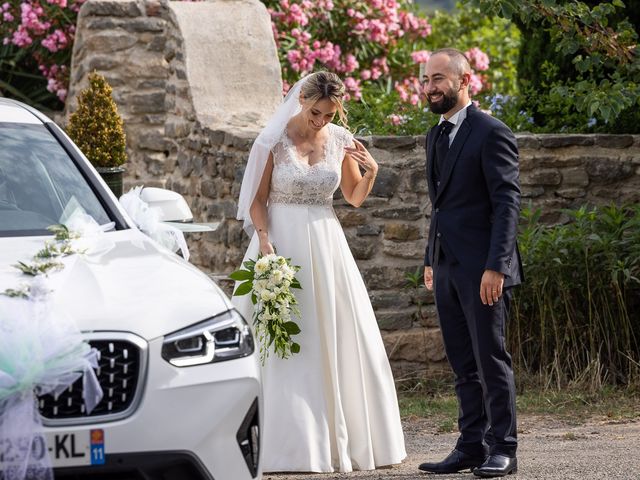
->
xmin=372 ymin=57 xmax=389 ymax=74
xmin=466 ymin=47 xmax=490 ymax=71
xmin=11 ymin=26 xmax=33 ymax=47
xmin=368 ymin=19 xmax=389 ymax=44
xmin=3 ymin=11 xmax=13 ymax=21
xmin=343 ymin=76 xmax=361 ymax=101
xmin=395 ymin=82 xmax=409 ymax=102
xmin=314 ymin=40 xmax=337 ymax=65
xmin=360 ymin=69 xmax=372 ymax=81
xmin=20 ymin=3 xmax=51 ymax=35
xmin=41 ymin=28 xmax=68 ymax=52
xmin=469 ymin=72 xmax=484 ymax=96
xmin=286 ymin=3 xmax=309 ymax=26
xmin=287 ymin=49 xmax=301 ymax=71
xmin=352 ymin=18 xmax=369 ymax=34
xmin=343 ymin=53 xmax=358 ymax=74
xmin=388 ymin=114 xmax=404 ymax=126
xmin=316 ymin=0 xmax=333 ymax=10
xmin=411 ymin=50 xmax=430 ymax=64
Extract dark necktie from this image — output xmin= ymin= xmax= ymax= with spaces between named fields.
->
xmin=434 ymin=121 xmax=455 ymax=180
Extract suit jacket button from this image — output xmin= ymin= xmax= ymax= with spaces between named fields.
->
xmin=437 ymin=181 xmax=441 ymax=186
xmin=435 ymin=208 xmax=440 ymax=213
xmin=437 ymin=232 xmax=441 ymax=238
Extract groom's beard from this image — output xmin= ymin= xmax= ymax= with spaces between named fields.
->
xmin=427 ymin=87 xmax=459 ymax=114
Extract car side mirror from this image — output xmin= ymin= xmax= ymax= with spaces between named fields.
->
xmin=139 ymin=187 xmax=218 ymax=232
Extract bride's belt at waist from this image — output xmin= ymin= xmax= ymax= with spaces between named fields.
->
xmin=269 ymin=193 xmax=333 ymax=207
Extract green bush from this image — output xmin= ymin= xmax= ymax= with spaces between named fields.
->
xmin=66 ymin=73 xmax=127 ymax=168
xmin=469 ymin=0 xmax=640 ymax=133
xmin=511 ymin=204 xmax=640 ymax=390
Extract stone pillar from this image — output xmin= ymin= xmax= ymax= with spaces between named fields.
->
xmin=67 ymin=0 xmax=280 ymax=187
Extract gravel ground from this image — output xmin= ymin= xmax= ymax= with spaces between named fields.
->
xmin=265 ymin=415 xmax=640 ymax=480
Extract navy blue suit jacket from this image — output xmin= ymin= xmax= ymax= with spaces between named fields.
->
xmin=424 ymin=105 xmax=523 ymax=287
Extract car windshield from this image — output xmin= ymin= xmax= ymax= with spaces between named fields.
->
xmin=0 ymin=122 xmax=112 ymax=236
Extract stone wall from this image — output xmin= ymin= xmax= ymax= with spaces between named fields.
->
xmin=66 ymin=0 xmax=640 ymax=378
xmin=335 ymin=133 xmax=640 ymax=378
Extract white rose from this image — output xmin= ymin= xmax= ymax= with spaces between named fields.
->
xmin=260 ymin=291 xmax=271 ymax=302
xmin=255 ymin=257 xmax=269 ymax=274
xmin=271 ymin=269 xmax=284 ymax=283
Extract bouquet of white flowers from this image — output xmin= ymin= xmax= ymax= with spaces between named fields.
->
xmin=230 ymin=253 xmax=302 ymax=363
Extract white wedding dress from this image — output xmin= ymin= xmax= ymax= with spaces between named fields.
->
xmin=233 ymin=123 xmax=406 ymax=473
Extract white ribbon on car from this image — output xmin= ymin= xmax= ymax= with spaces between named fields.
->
xmin=0 ymin=211 xmax=107 ymax=480
xmin=119 ymin=186 xmax=190 ymax=261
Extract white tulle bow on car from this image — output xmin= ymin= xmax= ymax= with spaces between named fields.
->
xmin=119 ymin=186 xmax=190 ymax=261
xmin=0 ymin=213 xmax=106 ymax=480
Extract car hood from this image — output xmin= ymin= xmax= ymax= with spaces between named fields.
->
xmin=0 ymin=230 xmax=234 ymax=341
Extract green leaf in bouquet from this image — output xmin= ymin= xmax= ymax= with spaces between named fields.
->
xmin=251 ymin=292 xmax=257 ymax=305
xmin=283 ymin=321 xmax=301 ymax=335
xmin=229 ymin=269 xmax=254 ymax=281
xmin=243 ymin=260 xmax=256 ymax=270
xmin=290 ymin=278 xmax=302 ymax=289
xmin=233 ymin=280 xmax=253 ymax=296
xmin=291 ymin=342 xmax=300 ymax=354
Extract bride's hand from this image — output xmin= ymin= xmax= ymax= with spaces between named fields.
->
xmin=345 ymin=139 xmax=378 ymax=178
xmin=260 ymin=239 xmax=275 ymax=255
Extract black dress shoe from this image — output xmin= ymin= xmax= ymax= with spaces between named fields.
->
xmin=419 ymin=449 xmax=488 ymax=474
xmin=473 ymin=454 xmax=517 ymax=477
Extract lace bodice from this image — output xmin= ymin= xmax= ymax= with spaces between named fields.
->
xmin=269 ymin=123 xmax=354 ymax=207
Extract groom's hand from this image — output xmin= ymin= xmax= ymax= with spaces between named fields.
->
xmin=424 ymin=266 xmax=433 ymax=290
xmin=480 ymin=269 xmax=504 ymax=306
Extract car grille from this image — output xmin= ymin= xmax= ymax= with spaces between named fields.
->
xmin=39 ymin=338 xmax=143 ymax=422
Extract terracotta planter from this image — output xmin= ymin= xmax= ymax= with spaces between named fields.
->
xmin=96 ymin=166 xmax=126 ymax=198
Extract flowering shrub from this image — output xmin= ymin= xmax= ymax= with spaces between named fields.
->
xmin=0 ymin=0 xmax=85 ymax=107
xmin=1 ymin=0 xmax=519 ymax=135
xmin=265 ymin=0 xmax=432 ymax=100
xmin=264 ymin=0 xmax=498 ymax=134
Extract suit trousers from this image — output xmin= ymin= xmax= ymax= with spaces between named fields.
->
xmin=433 ymin=245 xmax=518 ymax=457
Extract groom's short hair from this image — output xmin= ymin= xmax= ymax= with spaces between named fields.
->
xmin=431 ymin=48 xmax=471 ymax=77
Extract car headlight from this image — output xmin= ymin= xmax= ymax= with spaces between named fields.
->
xmin=161 ymin=309 xmax=254 ymax=366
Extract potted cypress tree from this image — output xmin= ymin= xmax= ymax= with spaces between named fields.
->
xmin=67 ymin=72 xmax=127 ymax=197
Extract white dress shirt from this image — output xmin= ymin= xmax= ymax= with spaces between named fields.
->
xmin=438 ymin=100 xmax=473 ymax=147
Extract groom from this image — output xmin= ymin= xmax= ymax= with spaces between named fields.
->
xmin=419 ymin=48 xmax=523 ymax=478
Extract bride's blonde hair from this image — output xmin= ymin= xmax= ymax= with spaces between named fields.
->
xmin=300 ymin=71 xmax=349 ymax=128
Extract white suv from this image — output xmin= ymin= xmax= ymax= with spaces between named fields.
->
xmin=0 ymin=98 xmax=262 ymax=480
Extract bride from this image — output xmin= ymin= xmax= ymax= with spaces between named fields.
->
xmin=233 ymin=71 xmax=406 ymax=473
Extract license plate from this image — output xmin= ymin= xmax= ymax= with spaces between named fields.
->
xmin=0 ymin=429 xmax=105 ymax=468
xmin=45 ymin=429 xmax=106 ymax=467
